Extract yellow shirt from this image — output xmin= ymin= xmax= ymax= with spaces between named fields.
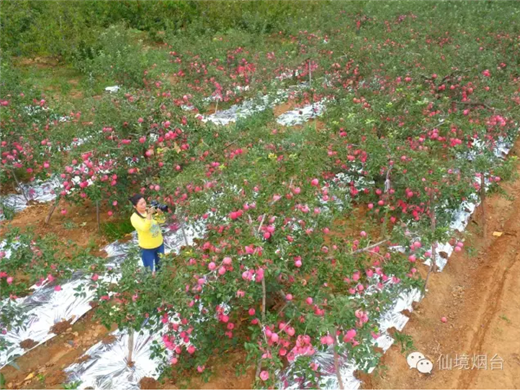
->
xmin=131 ymin=212 xmax=165 ymax=249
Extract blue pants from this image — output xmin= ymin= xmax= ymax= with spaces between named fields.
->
xmin=140 ymin=243 xmax=164 ymax=272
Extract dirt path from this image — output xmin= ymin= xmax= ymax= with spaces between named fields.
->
xmin=365 ymin=139 xmax=520 ymax=389
xmin=0 ymin=200 xmax=117 ymax=257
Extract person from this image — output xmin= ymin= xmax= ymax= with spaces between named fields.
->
xmin=129 ymin=193 xmax=165 ymax=272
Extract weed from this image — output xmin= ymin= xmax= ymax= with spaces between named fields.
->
xmin=63 ymin=220 xmax=78 ymax=230
xmin=500 ymin=315 xmax=511 ymax=324
xmin=101 ymin=220 xmax=135 ymax=242
xmin=63 ymin=381 xmax=82 ymax=390
xmin=393 ymin=331 xmax=416 ymax=354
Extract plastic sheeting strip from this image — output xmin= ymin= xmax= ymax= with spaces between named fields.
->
xmin=0 ymin=178 xmax=59 ymax=219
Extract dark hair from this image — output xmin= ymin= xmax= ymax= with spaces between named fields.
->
xmin=128 ymin=193 xmax=144 ymax=207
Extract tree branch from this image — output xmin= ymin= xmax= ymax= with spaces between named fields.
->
xmin=453 ymin=100 xmax=496 ymax=112
xmin=348 ymin=238 xmax=389 ymax=255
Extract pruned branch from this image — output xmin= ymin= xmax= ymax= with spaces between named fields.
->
xmin=349 ymin=238 xmax=389 ymax=255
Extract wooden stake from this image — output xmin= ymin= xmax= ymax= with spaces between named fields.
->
xmin=257 ymin=214 xmax=266 ymax=235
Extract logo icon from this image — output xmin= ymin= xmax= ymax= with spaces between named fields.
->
xmin=407 ymin=351 xmax=433 ymax=374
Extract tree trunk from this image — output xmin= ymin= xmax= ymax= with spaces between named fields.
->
xmin=180 ymin=213 xmax=189 ymax=247
xmin=127 ymin=330 xmax=135 ymax=367
xmin=380 ymin=165 xmax=393 ymax=238
xmin=481 ymin=174 xmax=486 ymax=238
xmin=96 ymin=200 xmax=100 ymax=232
xmin=423 ymin=193 xmax=437 ymax=293
xmin=261 ymin=276 xmax=266 ymax=323
xmin=11 ymin=170 xmax=29 ymax=203
xmin=44 ymin=200 xmax=59 ymax=225
xmin=333 ymin=329 xmax=345 ymax=390
xmin=423 ymin=241 xmax=437 ymax=293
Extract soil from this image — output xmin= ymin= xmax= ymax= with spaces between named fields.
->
xmin=76 ymin=355 xmax=91 ymax=364
xmin=16 ymin=56 xmax=61 ymax=69
xmin=272 ymin=99 xmax=299 ymax=117
xmin=19 ymin=339 xmax=38 ymax=350
xmin=139 ymin=377 xmax=160 ymax=389
xmin=49 ymin=319 xmax=73 ymax=335
xmin=101 ymin=335 xmax=117 ymax=345
xmin=44 ymin=370 xmax=67 ymax=387
xmin=0 ymin=199 xmax=111 ymax=257
xmin=167 ymin=74 xmax=180 ymax=86
xmin=158 ymin=351 xmax=256 ymax=390
xmin=365 ymin=138 xmax=520 ymax=389
xmin=0 ymin=181 xmax=17 ymax=196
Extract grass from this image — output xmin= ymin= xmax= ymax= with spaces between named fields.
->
xmin=62 ymin=220 xmax=78 ymax=230
xmin=499 ymin=315 xmax=511 ymax=324
xmin=13 ymin=58 xmax=110 ymax=102
xmin=100 ymin=220 xmax=135 ymax=243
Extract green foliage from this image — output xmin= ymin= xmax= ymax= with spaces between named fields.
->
xmin=72 ymin=23 xmax=167 ymax=87
xmin=0 ymin=226 xmax=105 ymax=301
xmin=2 ymin=1 xmax=520 ymax=388
xmin=101 ymin=219 xmax=135 ymax=243
xmin=393 ymin=331 xmax=416 ymax=354
xmin=0 ymin=202 xmax=15 ymax=221
xmin=63 ymin=220 xmax=78 ymax=230
xmin=62 ymin=381 xmax=82 ymax=390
